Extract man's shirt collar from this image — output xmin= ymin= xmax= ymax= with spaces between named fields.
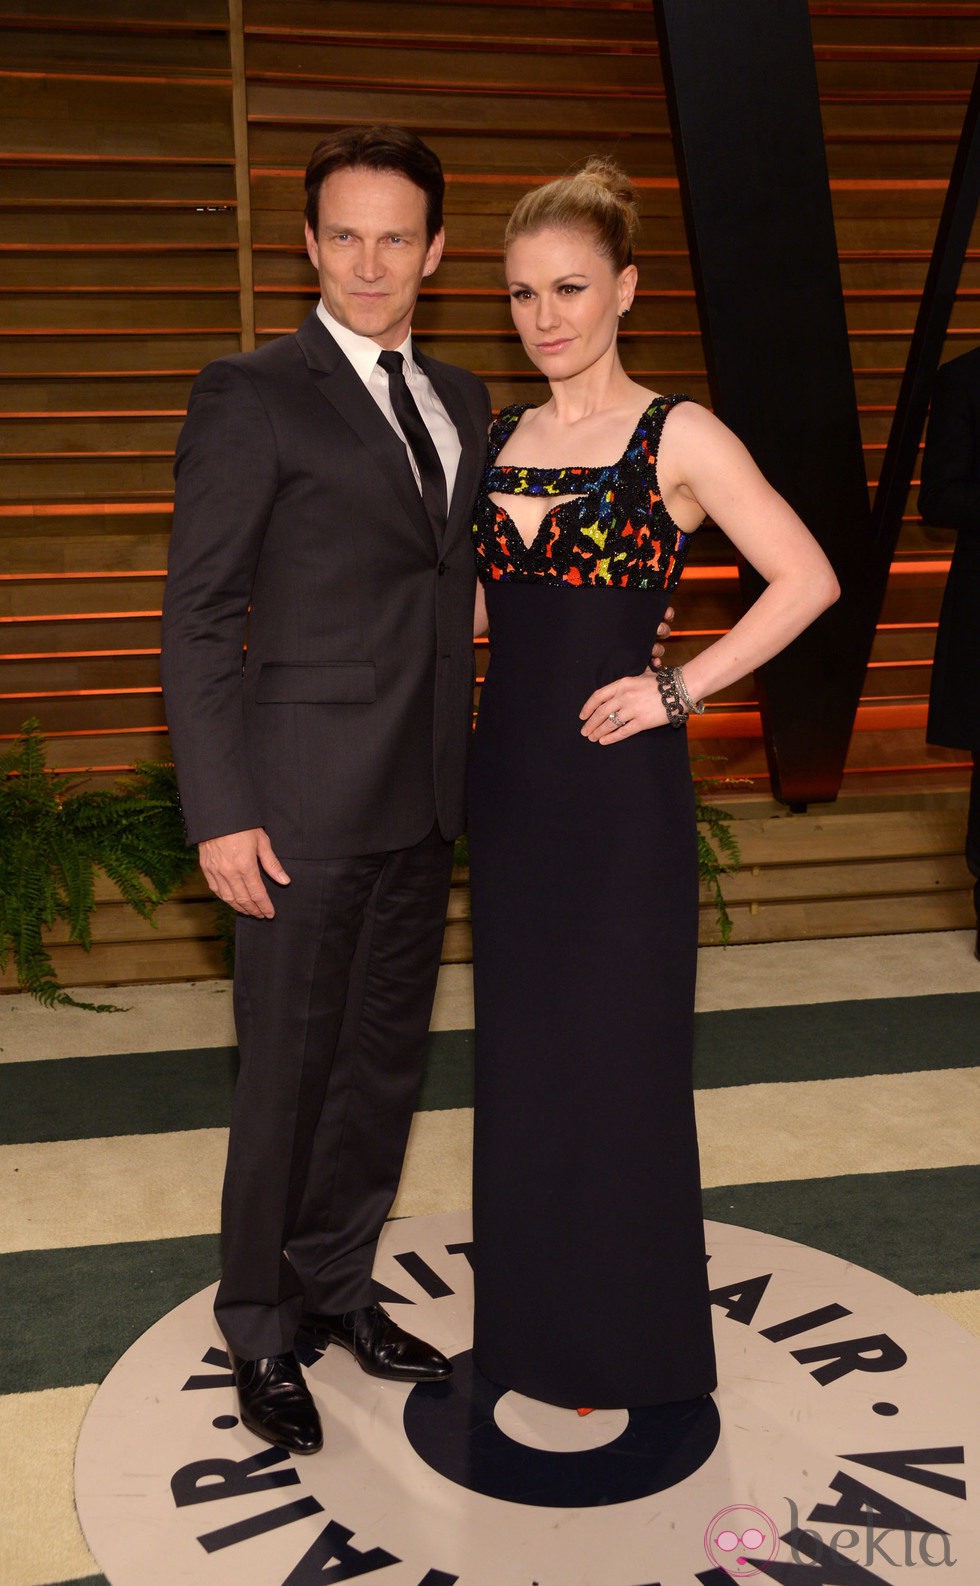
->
xmin=316 ymin=302 xmax=415 ymax=383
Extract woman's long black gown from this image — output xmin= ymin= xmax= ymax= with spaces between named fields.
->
xmin=468 ymin=396 xmax=717 ymax=1410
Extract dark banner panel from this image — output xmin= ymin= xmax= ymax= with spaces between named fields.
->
xmin=654 ymin=0 xmax=873 ymax=804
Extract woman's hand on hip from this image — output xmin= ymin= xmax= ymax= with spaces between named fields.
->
xmin=579 ymin=673 xmax=669 ymax=743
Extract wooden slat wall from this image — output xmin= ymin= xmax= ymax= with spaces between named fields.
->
xmin=0 ymin=0 xmax=240 ymax=778
xmin=1 ymin=792 xmax=971 ymax=992
xmin=2 ymin=0 xmax=977 ymax=790
xmin=242 ymin=0 xmax=980 ymax=799
xmin=0 ymin=0 xmax=978 ymax=990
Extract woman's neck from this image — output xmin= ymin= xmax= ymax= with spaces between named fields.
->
xmin=545 ymin=359 xmax=640 ymax=427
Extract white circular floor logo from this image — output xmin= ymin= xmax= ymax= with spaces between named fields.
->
xmin=75 ymin=1213 xmax=978 ymax=1584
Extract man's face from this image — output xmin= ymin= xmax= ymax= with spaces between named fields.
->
xmin=305 ymin=166 xmax=444 ymax=349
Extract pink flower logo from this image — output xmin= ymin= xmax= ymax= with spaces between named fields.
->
xmin=704 ymin=1504 xmax=780 ymax=1577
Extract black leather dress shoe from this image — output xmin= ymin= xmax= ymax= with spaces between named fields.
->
xmin=299 ymin=1304 xmax=452 ymax=1382
xmin=230 ymin=1351 xmax=323 ymax=1454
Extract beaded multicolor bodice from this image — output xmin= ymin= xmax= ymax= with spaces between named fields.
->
xmin=472 ymin=394 xmax=694 ymax=588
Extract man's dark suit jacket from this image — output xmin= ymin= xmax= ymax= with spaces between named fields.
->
xmin=161 ymin=310 xmax=491 ymax=855
xmin=919 ymin=345 xmax=980 ymax=752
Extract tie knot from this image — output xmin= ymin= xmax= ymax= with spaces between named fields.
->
xmin=377 ymin=349 xmax=404 ymax=378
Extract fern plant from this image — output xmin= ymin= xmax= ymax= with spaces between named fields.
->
xmin=693 ymin=770 xmax=743 ymax=945
xmin=0 ymin=720 xmax=199 ymax=1009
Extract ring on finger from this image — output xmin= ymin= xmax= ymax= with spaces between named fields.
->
xmin=608 ymin=709 xmax=625 ymax=728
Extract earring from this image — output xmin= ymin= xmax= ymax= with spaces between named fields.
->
xmin=619 ymin=307 xmax=630 ymax=318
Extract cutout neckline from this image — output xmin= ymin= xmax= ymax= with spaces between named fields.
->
xmin=489 ymin=397 xmax=663 ymax=482
xmin=487 ymin=398 xmax=666 ymax=552
xmin=487 ymin=491 xmax=587 ymax=553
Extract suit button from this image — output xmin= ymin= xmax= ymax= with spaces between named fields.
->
xmin=437 ymin=560 xmax=447 ymax=576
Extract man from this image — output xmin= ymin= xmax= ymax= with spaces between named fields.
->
xmin=160 ymin=126 xmax=491 ymax=1454
xmin=919 ymin=344 xmax=980 ymax=960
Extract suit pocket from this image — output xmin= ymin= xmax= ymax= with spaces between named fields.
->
xmin=255 ymin=662 xmax=377 ymax=703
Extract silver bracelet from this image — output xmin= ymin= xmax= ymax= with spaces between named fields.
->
xmin=655 ymin=666 xmax=688 ymax=728
xmin=674 ymin=666 xmax=705 ymax=717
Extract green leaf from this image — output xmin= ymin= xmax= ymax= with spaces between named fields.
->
xmin=693 ymin=755 xmax=746 ymax=945
xmin=0 ymin=721 xmax=196 ymax=1009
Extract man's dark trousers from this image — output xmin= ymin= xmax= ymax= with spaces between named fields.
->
xmin=217 ymin=830 xmax=453 ymax=1360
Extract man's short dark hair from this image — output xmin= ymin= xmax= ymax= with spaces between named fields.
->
xmin=304 ymin=125 xmax=445 ymax=243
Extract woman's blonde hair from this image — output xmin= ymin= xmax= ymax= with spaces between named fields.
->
xmin=504 ymin=157 xmax=640 ymax=272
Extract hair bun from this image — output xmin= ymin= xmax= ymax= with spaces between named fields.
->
xmin=578 ymin=157 xmax=638 ymax=211
xmin=505 ymin=157 xmax=640 ymax=270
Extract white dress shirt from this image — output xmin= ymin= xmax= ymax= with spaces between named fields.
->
xmin=316 ymin=301 xmax=461 ymax=506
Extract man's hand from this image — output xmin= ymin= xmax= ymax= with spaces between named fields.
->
xmin=650 ymin=605 xmax=675 ymax=670
xmin=198 ymin=828 xmax=290 ymax=918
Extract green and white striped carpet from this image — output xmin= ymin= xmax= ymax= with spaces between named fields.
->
xmin=1 ymin=930 xmax=977 ymax=1586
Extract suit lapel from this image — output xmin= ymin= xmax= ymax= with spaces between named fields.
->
xmin=295 ymin=311 xmax=434 ymax=550
xmin=417 ymin=349 xmax=485 ymax=552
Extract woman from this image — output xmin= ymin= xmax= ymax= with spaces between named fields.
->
xmin=467 ymin=159 xmax=839 ymax=1412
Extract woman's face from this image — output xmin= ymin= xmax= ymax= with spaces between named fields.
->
xmin=505 ymin=226 xmax=636 ymax=382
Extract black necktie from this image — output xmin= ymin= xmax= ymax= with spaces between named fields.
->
xmin=377 ymin=349 xmax=447 ymax=529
